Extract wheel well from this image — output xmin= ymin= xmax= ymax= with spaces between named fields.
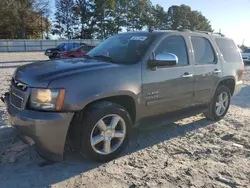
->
xmin=66 ymin=95 xmax=136 ymax=149
xmin=85 ymin=95 xmax=137 ymax=123
xmin=218 ymin=79 xmax=235 ymax=95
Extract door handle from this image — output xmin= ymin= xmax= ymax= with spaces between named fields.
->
xmin=182 ymin=73 xmax=193 ymax=78
xmin=213 ymin=69 xmax=221 ymax=74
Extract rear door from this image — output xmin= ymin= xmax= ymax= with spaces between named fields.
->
xmin=191 ymin=36 xmax=222 ymax=105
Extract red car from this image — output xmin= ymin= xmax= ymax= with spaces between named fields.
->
xmin=59 ymin=45 xmax=95 ymax=58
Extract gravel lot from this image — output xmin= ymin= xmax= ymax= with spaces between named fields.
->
xmin=0 ymin=52 xmax=250 ymax=188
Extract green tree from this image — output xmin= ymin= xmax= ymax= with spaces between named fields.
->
xmin=0 ymin=0 xmax=51 ymax=39
xmin=52 ymin=0 xmax=79 ymax=39
xmin=239 ymin=44 xmax=248 ymax=52
xmin=145 ymin=4 xmax=168 ymax=30
xmin=167 ymin=4 xmax=212 ymax=32
xmin=126 ymin=0 xmax=152 ymax=31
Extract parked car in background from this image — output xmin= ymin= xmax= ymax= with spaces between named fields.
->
xmin=45 ymin=42 xmax=89 ymax=59
xmin=242 ymin=48 xmax=250 ymax=63
xmin=59 ymin=45 xmax=96 ymax=58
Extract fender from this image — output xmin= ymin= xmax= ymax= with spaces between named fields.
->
xmin=212 ymin=76 xmax=236 ymax=97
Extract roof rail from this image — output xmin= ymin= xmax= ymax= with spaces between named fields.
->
xmin=212 ymin=32 xmax=225 ymax=37
xmin=177 ymin=29 xmax=191 ymax=32
xmin=194 ymin=30 xmax=225 ymax=37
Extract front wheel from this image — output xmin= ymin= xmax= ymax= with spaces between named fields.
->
xmin=79 ymin=101 xmax=132 ymax=162
xmin=204 ymin=85 xmax=231 ymax=121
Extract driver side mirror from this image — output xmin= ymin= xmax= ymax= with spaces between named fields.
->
xmin=148 ymin=53 xmax=178 ymax=68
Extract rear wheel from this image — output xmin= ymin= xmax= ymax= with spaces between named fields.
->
xmin=79 ymin=101 xmax=132 ymax=162
xmin=204 ymin=85 xmax=231 ymax=121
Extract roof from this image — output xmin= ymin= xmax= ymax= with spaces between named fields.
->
xmin=119 ymin=29 xmax=226 ymax=38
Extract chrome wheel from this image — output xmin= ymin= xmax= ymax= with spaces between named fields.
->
xmin=90 ymin=114 xmax=126 ymax=155
xmin=215 ymin=92 xmax=229 ymax=116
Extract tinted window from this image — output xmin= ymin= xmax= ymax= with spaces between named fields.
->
xmin=155 ymin=35 xmax=188 ymax=66
xmin=191 ymin=37 xmax=215 ymax=64
xmin=215 ymin=38 xmax=242 ymax=62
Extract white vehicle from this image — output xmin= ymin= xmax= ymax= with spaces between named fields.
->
xmin=242 ymin=49 xmax=250 ymax=63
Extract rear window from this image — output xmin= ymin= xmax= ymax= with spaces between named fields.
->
xmin=215 ymin=38 xmax=242 ymax=63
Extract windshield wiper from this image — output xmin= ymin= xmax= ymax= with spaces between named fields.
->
xmin=92 ymin=55 xmax=114 ymax=63
xmin=82 ymin=54 xmax=93 ymax=59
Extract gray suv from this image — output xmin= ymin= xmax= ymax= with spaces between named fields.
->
xmin=2 ymin=30 xmax=244 ymax=162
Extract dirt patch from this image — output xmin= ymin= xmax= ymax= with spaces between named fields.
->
xmin=0 ymin=53 xmax=249 ymax=188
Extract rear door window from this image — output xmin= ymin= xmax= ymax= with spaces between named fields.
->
xmin=215 ymin=38 xmax=242 ymax=63
xmin=191 ymin=37 xmax=216 ymax=64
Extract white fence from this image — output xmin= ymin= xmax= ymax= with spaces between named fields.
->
xmin=0 ymin=39 xmax=102 ymax=52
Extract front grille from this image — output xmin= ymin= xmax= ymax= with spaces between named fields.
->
xmin=243 ymin=57 xmax=247 ymax=59
xmin=10 ymin=92 xmax=23 ymax=109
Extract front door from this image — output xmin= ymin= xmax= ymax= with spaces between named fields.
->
xmin=190 ymin=36 xmax=222 ymax=105
xmin=141 ymin=35 xmax=195 ymax=117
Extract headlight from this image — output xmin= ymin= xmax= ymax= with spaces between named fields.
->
xmin=29 ymin=88 xmax=65 ymax=111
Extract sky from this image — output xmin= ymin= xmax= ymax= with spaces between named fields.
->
xmin=50 ymin=0 xmax=250 ymax=45
xmin=152 ymin=0 xmax=250 ymax=46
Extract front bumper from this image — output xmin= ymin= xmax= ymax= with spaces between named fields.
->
xmin=44 ymin=52 xmax=53 ymax=56
xmin=2 ymin=93 xmax=74 ymax=162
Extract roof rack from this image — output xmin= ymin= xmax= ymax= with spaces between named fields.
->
xmin=194 ymin=30 xmax=225 ymax=37
xmin=150 ymin=28 xmax=225 ymax=37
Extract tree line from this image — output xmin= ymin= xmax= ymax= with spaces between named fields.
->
xmin=0 ymin=0 xmax=51 ymax=39
xmin=52 ymin=0 xmax=213 ymax=39
xmin=0 ymin=0 xmax=213 ymax=39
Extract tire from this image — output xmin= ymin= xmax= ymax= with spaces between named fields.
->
xmin=204 ymin=85 xmax=231 ymax=121
xmin=49 ymin=53 xmax=58 ymax=59
xmin=79 ymin=101 xmax=132 ymax=162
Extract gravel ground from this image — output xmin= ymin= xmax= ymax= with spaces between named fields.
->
xmin=0 ymin=52 xmax=250 ymax=188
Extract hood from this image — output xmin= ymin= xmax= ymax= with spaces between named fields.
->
xmin=14 ymin=58 xmax=117 ymax=87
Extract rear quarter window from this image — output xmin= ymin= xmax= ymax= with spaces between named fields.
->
xmin=215 ymin=38 xmax=242 ymax=63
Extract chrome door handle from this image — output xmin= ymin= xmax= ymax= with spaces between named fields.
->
xmin=213 ymin=69 xmax=221 ymax=74
xmin=182 ymin=73 xmax=193 ymax=78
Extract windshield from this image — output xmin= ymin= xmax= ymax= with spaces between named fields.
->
xmin=56 ymin=43 xmax=65 ymax=50
xmin=87 ymin=33 xmax=156 ymax=64
xmin=70 ymin=47 xmax=79 ymax=52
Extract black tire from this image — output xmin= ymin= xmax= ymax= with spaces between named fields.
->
xmin=49 ymin=53 xmax=58 ymax=59
xmin=79 ymin=101 xmax=132 ymax=162
xmin=204 ymin=85 xmax=231 ymax=121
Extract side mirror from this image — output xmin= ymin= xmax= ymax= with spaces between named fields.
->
xmin=149 ymin=53 xmax=178 ymax=67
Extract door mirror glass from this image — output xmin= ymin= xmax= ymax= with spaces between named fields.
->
xmin=149 ymin=53 xmax=178 ymax=67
